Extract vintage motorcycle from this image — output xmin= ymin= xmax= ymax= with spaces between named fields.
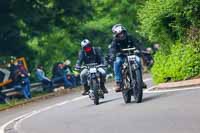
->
xmin=81 ymin=63 xmax=106 ymax=105
xmin=120 ymin=47 xmax=143 ymax=103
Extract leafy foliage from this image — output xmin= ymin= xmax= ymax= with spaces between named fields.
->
xmin=138 ymin=0 xmax=200 ymax=51
xmin=138 ymin=0 xmax=200 ymax=83
xmin=81 ymin=0 xmax=148 ymax=51
xmin=152 ymin=43 xmax=200 ymax=83
xmin=27 ymin=26 xmax=79 ymax=76
xmin=1 ymin=0 xmax=200 ymax=83
xmin=0 ymin=0 xmax=94 ymax=76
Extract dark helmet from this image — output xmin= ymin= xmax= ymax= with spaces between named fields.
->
xmin=112 ymin=24 xmax=127 ymax=40
xmin=81 ymin=39 xmax=92 ymax=53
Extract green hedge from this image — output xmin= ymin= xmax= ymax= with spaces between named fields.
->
xmin=151 ymin=42 xmax=200 ymax=83
xmin=138 ymin=0 xmax=200 ymax=51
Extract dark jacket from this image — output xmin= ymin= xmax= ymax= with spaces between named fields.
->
xmin=53 ymin=66 xmax=64 ymax=78
xmin=63 ymin=65 xmax=73 ymax=75
xmin=110 ymin=34 xmax=141 ymax=59
xmin=76 ymin=47 xmax=104 ymax=66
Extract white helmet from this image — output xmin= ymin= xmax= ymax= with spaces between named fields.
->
xmin=112 ymin=24 xmax=126 ymax=36
xmin=81 ymin=39 xmax=90 ymax=48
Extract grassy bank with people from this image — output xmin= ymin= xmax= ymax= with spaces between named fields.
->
xmin=0 ymin=87 xmax=83 ymax=111
xmin=0 ymin=91 xmax=49 ymax=111
xmin=0 ymin=0 xmax=149 ymax=77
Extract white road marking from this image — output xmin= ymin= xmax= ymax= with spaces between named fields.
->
xmin=144 ymin=78 xmax=152 ymax=82
xmin=0 ymin=77 xmax=200 ymax=133
xmin=144 ymin=86 xmax=155 ymax=92
xmin=71 ymin=96 xmax=87 ymax=102
xmin=0 ymin=112 xmax=32 ymax=133
xmin=144 ymin=86 xmax=200 ymax=93
xmin=0 ymin=96 xmax=87 ymax=133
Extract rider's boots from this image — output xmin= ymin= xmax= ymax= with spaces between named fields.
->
xmin=100 ymin=82 xmax=108 ymax=94
xmin=114 ymin=82 xmax=121 ymax=92
xmin=82 ymin=84 xmax=90 ymax=95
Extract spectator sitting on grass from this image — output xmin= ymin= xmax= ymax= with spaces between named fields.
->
xmin=63 ymin=60 xmax=76 ymax=87
xmin=12 ymin=64 xmax=31 ymax=99
xmin=72 ymin=69 xmax=81 ymax=86
xmin=35 ymin=65 xmax=53 ymax=92
xmin=52 ymin=62 xmax=73 ymax=89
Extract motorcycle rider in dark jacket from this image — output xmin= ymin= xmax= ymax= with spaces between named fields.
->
xmin=75 ymin=39 xmax=108 ymax=95
xmin=109 ymin=24 xmax=147 ymax=92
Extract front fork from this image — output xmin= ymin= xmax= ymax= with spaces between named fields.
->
xmin=88 ymin=74 xmax=103 ymax=99
xmin=127 ymin=59 xmax=140 ymax=91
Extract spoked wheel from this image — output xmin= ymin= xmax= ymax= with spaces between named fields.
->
xmin=122 ymin=89 xmax=132 ymax=103
xmin=132 ymin=69 xmax=143 ymax=103
xmin=122 ymin=70 xmax=132 ymax=103
xmin=99 ymin=89 xmax=104 ymax=99
xmin=93 ymin=89 xmax=99 ymax=105
xmin=91 ymin=79 xmax=99 ymax=105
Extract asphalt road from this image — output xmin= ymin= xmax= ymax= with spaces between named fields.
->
xmin=1 ymin=74 xmax=200 ymax=133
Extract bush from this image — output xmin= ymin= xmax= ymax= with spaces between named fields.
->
xmin=151 ymin=42 xmax=200 ymax=83
xmin=138 ymin=0 xmax=200 ymax=52
xmin=27 ymin=27 xmax=79 ymax=77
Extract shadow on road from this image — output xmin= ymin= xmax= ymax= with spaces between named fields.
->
xmin=123 ymin=93 xmax=165 ymax=104
xmin=82 ymin=97 xmax=121 ymax=108
xmin=129 ymin=92 xmax=177 ymax=104
xmin=142 ymin=93 xmax=164 ymax=103
xmin=100 ymin=97 xmax=121 ymax=104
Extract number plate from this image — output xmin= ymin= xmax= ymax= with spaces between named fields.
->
xmin=89 ymin=68 xmax=97 ymax=73
xmin=128 ymin=55 xmax=136 ymax=61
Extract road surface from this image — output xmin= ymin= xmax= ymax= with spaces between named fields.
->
xmin=1 ymin=74 xmax=200 ymax=133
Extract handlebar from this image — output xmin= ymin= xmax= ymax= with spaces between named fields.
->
xmin=117 ymin=47 xmax=139 ymax=56
xmin=121 ymin=47 xmax=136 ymax=52
xmin=75 ymin=63 xmax=107 ymax=71
xmin=81 ymin=64 xmax=107 ymax=69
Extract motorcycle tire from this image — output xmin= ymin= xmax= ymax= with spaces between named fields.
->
xmin=122 ymin=69 xmax=131 ymax=103
xmin=91 ymin=79 xmax=99 ymax=105
xmin=122 ymin=89 xmax=131 ymax=103
xmin=133 ymin=69 xmax=143 ymax=103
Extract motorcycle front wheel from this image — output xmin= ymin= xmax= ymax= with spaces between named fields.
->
xmin=132 ymin=69 xmax=143 ymax=103
xmin=91 ymin=79 xmax=99 ymax=105
xmin=122 ymin=69 xmax=131 ymax=103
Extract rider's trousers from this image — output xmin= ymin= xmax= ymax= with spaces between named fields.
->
xmin=113 ymin=56 xmax=142 ymax=82
xmin=80 ymin=67 xmax=106 ymax=85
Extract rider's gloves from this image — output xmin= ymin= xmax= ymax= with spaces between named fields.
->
xmin=134 ymin=50 xmax=140 ymax=55
xmin=75 ymin=64 xmax=81 ymax=70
